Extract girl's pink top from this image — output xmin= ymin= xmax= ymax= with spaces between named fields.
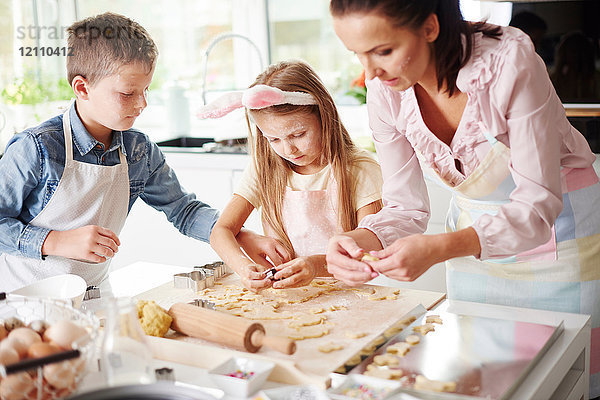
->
xmin=358 ymin=26 xmax=596 ymax=260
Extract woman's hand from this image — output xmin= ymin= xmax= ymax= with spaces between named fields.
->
xmin=236 ymin=262 xmax=273 ymax=292
xmin=366 ymin=229 xmax=481 ymax=281
xmin=271 ymin=256 xmax=322 ymax=289
xmin=366 ymin=234 xmax=441 ymax=281
xmin=325 ymin=234 xmax=378 ymax=286
xmin=236 ymin=230 xmax=291 ymax=270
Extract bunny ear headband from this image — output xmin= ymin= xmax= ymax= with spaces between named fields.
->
xmin=197 ymin=84 xmax=317 ymax=119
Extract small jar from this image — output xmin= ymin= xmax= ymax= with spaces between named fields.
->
xmin=100 ymin=297 xmax=156 ymax=386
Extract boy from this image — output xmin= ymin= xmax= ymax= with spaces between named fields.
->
xmin=0 ymin=12 xmax=283 ymax=292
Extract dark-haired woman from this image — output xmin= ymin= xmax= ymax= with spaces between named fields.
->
xmin=325 ymin=1 xmax=599 ymax=396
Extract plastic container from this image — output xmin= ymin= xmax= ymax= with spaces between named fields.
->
xmin=208 ymin=357 xmax=274 ymax=397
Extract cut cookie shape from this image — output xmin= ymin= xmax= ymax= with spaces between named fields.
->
xmin=288 ymin=313 xmax=326 ymax=329
xmin=426 ymin=315 xmax=443 ymax=324
xmin=405 ymin=335 xmax=420 ymax=345
xmin=373 ymin=354 xmax=400 ymax=367
xmin=361 ymin=252 xmax=380 ymax=262
xmin=386 ymin=342 xmax=411 ymax=357
xmin=364 ymin=364 xmax=404 ymax=380
xmin=345 ymin=331 xmax=368 ymax=339
xmin=318 ymin=342 xmax=345 ymax=353
xmin=413 ymin=323 xmax=435 ymax=335
xmin=414 ymin=375 xmax=457 ymax=393
xmin=286 ymin=323 xmax=333 ymax=340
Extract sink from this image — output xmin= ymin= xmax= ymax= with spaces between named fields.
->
xmin=157 ymin=137 xmax=214 ymax=148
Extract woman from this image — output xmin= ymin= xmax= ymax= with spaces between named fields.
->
xmin=326 ymin=1 xmax=599 ymax=397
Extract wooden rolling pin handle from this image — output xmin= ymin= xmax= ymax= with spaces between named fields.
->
xmin=250 ymin=330 xmax=297 ymax=355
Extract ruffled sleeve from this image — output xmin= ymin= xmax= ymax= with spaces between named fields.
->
xmin=468 ymin=28 xmax=568 ymax=259
xmin=357 ymin=78 xmax=430 ymax=247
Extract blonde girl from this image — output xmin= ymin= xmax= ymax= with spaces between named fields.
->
xmin=204 ymin=60 xmax=383 ymax=290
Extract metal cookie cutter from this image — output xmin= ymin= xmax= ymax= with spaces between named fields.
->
xmin=193 ymin=267 xmax=215 ymax=288
xmin=173 ymin=270 xmax=210 ymax=291
xmin=194 ymin=261 xmax=231 ymax=280
xmin=155 ymin=367 xmax=175 ymax=382
xmin=83 ymin=285 xmax=101 ymax=301
xmin=190 ymin=298 xmax=216 ymax=310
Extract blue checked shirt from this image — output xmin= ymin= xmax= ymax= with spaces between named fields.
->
xmin=0 ymin=104 xmax=219 ymax=259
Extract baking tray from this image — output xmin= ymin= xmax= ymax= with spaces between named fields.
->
xmin=346 ymin=310 xmax=564 ymax=400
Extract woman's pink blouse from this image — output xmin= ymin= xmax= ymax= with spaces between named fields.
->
xmin=358 ymin=26 xmax=596 ymax=260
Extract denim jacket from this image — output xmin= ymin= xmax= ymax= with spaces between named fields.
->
xmin=0 ymin=104 xmax=219 ymax=259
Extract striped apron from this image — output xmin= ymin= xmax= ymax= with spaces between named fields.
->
xmin=418 ymin=127 xmax=600 ymax=397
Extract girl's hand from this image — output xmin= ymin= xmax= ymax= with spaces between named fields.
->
xmin=237 ymin=230 xmax=291 ymax=270
xmin=325 ymin=234 xmax=377 ymax=286
xmin=271 ymin=256 xmax=318 ymax=289
xmin=367 ymin=234 xmax=440 ymax=281
xmin=42 ymin=225 xmax=120 ymax=263
xmin=237 ymin=262 xmax=273 ymax=292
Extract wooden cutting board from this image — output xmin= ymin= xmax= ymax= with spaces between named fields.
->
xmin=136 ymin=275 xmax=445 ymax=386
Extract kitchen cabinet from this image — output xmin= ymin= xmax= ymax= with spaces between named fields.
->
xmin=110 ymin=150 xmax=256 ymax=272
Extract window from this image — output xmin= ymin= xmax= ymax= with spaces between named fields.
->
xmin=267 ymin=0 xmax=360 ymax=102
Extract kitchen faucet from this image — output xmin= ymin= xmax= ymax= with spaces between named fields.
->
xmin=201 ymin=32 xmax=265 ymax=105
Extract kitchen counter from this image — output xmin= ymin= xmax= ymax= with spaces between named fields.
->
xmin=80 ymin=262 xmax=591 ymax=400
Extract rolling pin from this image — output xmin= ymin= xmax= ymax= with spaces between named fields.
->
xmin=168 ymin=302 xmax=297 ymax=355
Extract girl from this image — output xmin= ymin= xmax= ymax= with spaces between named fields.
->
xmin=203 ymin=61 xmax=383 ymax=290
xmin=326 ymin=1 xmax=600 ymax=396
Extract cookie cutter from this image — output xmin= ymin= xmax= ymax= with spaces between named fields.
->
xmin=194 ymin=267 xmax=216 ymax=287
xmin=265 ymin=267 xmax=282 ymax=281
xmin=173 ymin=269 xmax=210 ymax=291
xmin=83 ymin=285 xmax=101 ymax=301
xmin=154 ymin=367 xmax=175 ymax=382
xmin=190 ymin=298 xmax=216 ymax=310
xmin=194 ymin=261 xmax=231 ymax=279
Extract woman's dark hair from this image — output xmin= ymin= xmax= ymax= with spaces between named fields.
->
xmin=330 ymin=0 xmax=502 ymax=96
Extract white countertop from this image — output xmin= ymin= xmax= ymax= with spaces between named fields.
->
xmin=79 ymin=262 xmax=592 ymax=400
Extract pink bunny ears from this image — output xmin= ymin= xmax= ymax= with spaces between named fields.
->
xmin=197 ymin=84 xmax=317 ymax=119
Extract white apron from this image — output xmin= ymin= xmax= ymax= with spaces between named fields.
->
xmin=0 ymin=103 xmax=129 ymax=292
xmin=264 ymin=176 xmax=339 ymax=257
xmin=417 ymin=125 xmax=600 ymax=397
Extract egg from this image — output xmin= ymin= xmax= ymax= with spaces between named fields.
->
xmin=43 ymin=320 xmax=88 ymax=350
xmin=43 ymin=361 xmax=76 ymax=389
xmin=0 ymin=337 xmax=28 ymax=359
xmin=28 ymin=320 xmax=50 ymax=336
xmin=3 ymin=317 xmax=25 ymax=332
xmin=0 ymin=324 xmax=7 ymax=340
xmin=8 ymin=327 xmax=42 ymax=349
xmin=0 ymin=347 xmax=20 ymax=365
xmin=27 ymin=342 xmax=61 ymax=359
xmin=0 ymin=373 xmax=35 ymax=400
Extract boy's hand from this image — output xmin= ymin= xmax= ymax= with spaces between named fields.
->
xmin=237 ymin=262 xmax=273 ymax=292
xmin=271 ymin=256 xmax=319 ymax=289
xmin=42 ymin=225 xmax=120 ymax=263
xmin=236 ymin=230 xmax=291 ymax=270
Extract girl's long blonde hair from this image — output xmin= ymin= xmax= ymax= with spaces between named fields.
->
xmin=247 ymin=60 xmax=377 ymax=257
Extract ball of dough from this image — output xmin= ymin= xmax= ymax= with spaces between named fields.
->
xmin=137 ymin=300 xmax=173 ymax=337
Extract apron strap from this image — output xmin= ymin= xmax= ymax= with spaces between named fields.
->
xmin=62 ymin=101 xmax=75 ymax=165
xmin=478 ymin=122 xmax=498 ymax=145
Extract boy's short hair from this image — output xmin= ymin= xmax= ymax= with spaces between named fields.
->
xmin=66 ymin=12 xmax=158 ymax=86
